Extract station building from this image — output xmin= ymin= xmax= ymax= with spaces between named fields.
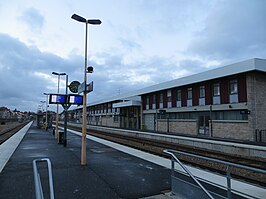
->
xmin=71 ymin=58 xmax=266 ymax=142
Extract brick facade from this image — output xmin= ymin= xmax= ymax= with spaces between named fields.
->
xmin=157 ymin=119 xmax=197 ymax=136
xmin=71 ymin=59 xmax=266 ymax=143
xmin=212 ymin=120 xmax=250 ymax=140
xmin=88 ymin=115 xmax=120 ymax=128
xmin=247 ymin=72 xmax=266 ymax=135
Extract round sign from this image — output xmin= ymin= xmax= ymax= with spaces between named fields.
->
xmin=69 ymin=81 xmax=80 ymax=93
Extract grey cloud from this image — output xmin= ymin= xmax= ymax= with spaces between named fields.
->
xmin=87 ymin=53 xmax=188 ymax=103
xmin=187 ymin=0 xmax=266 ymax=61
xmin=19 ymin=7 xmax=44 ymax=31
xmin=0 ymin=34 xmax=156 ymax=111
xmin=0 ymin=31 xmax=237 ymax=112
xmin=0 ymin=34 xmax=83 ymax=111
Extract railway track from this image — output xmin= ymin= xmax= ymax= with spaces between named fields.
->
xmin=64 ymin=124 xmax=266 ymax=187
xmin=0 ymin=122 xmax=28 ymax=145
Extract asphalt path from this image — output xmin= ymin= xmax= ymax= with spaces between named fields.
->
xmin=0 ymin=123 xmax=171 ymax=199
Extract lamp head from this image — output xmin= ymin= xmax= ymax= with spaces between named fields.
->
xmin=87 ymin=66 xmax=94 ymax=73
xmin=71 ymin=14 xmax=86 ymax=23
xmin=87 ymin=19 xmax=102 ymax=25
xmin=71 ymin=14 xmax=101 ymax=25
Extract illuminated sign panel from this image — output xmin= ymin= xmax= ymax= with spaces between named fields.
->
xmin=49 ymin=94 xmax=67 ymax=104
xmin=68 ymin=95 xmax=83 ymax=105
xmin=48 ymin=94 xmax=83 ymax=105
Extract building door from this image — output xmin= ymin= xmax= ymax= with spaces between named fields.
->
xmin=144 ymin=114 xmax=155 ymax=130
xmin=95 ymin=116 xmax=100 ymax=126
xmin=198 ymin=115 xmax=210 ymax=136
xmin=120 ymin=107 xmax=140 ymax=129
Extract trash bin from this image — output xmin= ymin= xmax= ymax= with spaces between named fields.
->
xmin=58 ymin=131 xmax=64 ymax=144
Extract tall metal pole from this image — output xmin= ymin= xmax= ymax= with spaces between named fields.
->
xmin=55 ymin=75 xmax=60 ymax=139
xmin=81 ymin=21 xmax=88 ymax=165
xmin=71 ymin=14 xmax=101 ymax=165
xmin=64 ymin=75 xmax=68 ymax=147
xmin=210 ymin=105 xmax=213 ymax=137
xmin=45 ymin=94 xmax=48 ymax=131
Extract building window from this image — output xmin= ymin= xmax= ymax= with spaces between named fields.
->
xmin=101 ymin=105 xmax=104 ymax=113
xmin=212 ymin=110 xmax=247 ymax=120
xmin=187 ymin=88 xmax=192 ymax=99
xmin=213 ymin=83 xmax=220 ymax=96
xmin=177 ymin=90 xmax=181 ymax=101
xmin=108 ymin=103 xmax=111 ymax=113
xmin=159 ymin=93 xmax=163 ymax=108
xmin=199 ymin=86 xmax=205 ymax=106
xmin=213 ymin=83 xmax=220 ymax=104
xmin=176 ymin=89 xmax=181 ymax=107
xmin=229 ymin=79 xmax=238 ymax=103
xmin=113 ymin=115 xmax=119 ymax=123
xmin=167 ymin=90 xmax=172 ymax=108
xmin=199 ymin=86 xmax=205 ymax=98
xmin=187 ymin=88 xmax=192 ymax=107
xmin=103 ymin=104 xmax=107 ymax=113
xmin=146 ymin=96 xmax=149 ymax=110
xmin=152 ymin=94 xmax=156 ymax=109
xmin=230 ymin=80 xmax=238 ymax=94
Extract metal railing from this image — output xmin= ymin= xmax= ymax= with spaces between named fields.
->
xmin=33 ymin=158 xmax=55 ymax=199
xmin=164 ymin=149 xmax=266 ymax=199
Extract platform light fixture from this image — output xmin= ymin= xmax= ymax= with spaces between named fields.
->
xmin=40 ymin=101 xmax=46 ymax=112
xmin=87 ymin=66 xmax=94 ymax=73
xmin=52 ymin=72 xmax=66 ymax=140
xmin=43 ymin=93 xmax=49 ymax=130
xmin=71 ymin=14 xmax=101 ymax=166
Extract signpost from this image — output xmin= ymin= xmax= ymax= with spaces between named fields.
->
xmin=78 ymin=81 xmax=86 ymax=94
xmin=78 ymin=81 xmax=93 ymax=94
xmin=49 ymin=77 xmax=94 ymax=149
xmin=86 ymin=81 xmax=93 ymax=93
xmin=48 ymin=93 xmax=83 ymax=146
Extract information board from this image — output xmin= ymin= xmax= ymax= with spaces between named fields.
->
xmin=49 ymin=94 xmax=67 ymax=104
xmin=68 ymin=95 xmax=83 ymax=105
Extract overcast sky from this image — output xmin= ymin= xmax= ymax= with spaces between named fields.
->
xmin=0 ymin=0 xmax=265 ymax=112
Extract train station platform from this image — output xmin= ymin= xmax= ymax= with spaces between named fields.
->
xmin=0 ymin=122 xmax=172 ymax=199
xmin=1 ymin=121 xmax=265 ymax=199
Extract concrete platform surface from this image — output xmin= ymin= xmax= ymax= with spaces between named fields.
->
xmin=0 ymin=123 xmax=171 ymax=199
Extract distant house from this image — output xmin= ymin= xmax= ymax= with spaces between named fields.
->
xmin=15 ymin=111 xmax=27 ymax=121
xmin=0 ymin=107 xmax=12 ymax=119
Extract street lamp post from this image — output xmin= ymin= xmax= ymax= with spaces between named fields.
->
xmin=63 ymin=75 xmax=68 ymax=147
xmin=40 ymin=101 xmax=45 ymax=111
xmin=52 ymin=72 xmax=66 ymax=140
xmin=40 ymin=100 xmax=46 ymax=128
xmin=71 ymin=14 xmax=101 ymax=165
xmin=43 ymin=93 xmax=49 ymax=130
